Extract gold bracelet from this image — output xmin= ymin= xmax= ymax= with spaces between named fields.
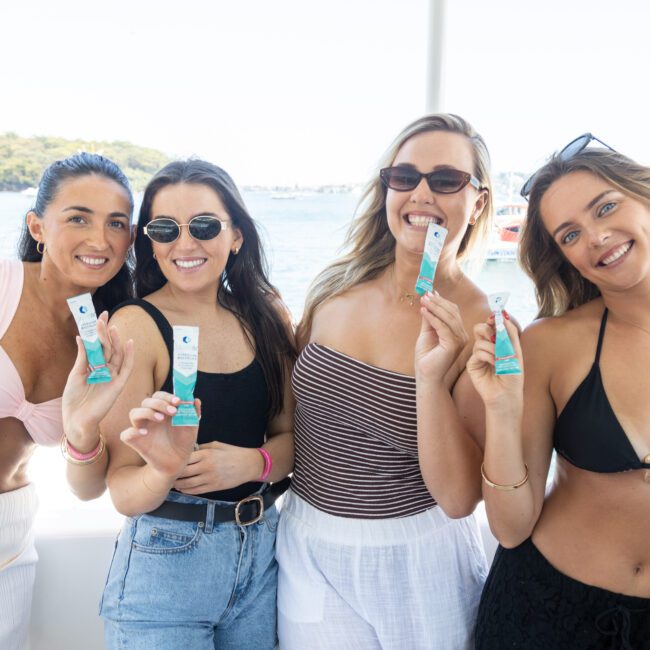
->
xmin=481 ymin=462 xmax=529 ymax=491
xmin=60 ymin=434 xmax=106 ymax=466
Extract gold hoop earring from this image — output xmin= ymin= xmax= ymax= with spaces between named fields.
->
xmin=152 ymin=252 xmax=157 ymax=261
xmin=36 ymin=241 xmax=46 ymax=255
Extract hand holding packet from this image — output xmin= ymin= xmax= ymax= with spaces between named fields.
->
xmin=488 ymin=292 xmax=521 ymax=375
xmin=415 ymin=222 xmax=448 ymax=296
xmin=172 ymin=326 xmax=200 ymax=426
xmin=66 ymin=293 xmax=111 ymax=384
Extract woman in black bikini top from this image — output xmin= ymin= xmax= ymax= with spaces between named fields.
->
xmin=468 ymin=138 xmax=650 ymax=649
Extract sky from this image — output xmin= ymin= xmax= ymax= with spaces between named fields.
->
xmin=1 ymin=0 xmax=649 ymax=186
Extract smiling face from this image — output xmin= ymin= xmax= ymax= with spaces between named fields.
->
xmin=26 ymin=174 xmax=133 ymax=289
xmin=148 ymin=182 xmax=243 ymax=295
xmin=385 ymin=130 xmax=487 ymax=257
xmin=541 ymin=170 xmax=650 ymax=292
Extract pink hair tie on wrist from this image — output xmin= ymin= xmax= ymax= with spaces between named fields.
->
xmin=257 ymin=448 xmax=272 ymax=482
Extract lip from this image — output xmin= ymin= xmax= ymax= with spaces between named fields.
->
xmin=596 ymin=241 xmax=633 ymax=268
xmin=172 ymin=257 xmax=208 ymax=273
xmin=402 ymin=211 xmax=444 ymax=231
xmin=76 ymin=255 xmax=110 ymax=270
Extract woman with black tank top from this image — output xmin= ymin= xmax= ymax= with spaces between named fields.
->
xmin=276 ymin=114 xmax=492 ymax=649
xmin=468 ymin=139 xmax=650 ymax=647
xmin=97 ymin=160 xmax=296 ymax=650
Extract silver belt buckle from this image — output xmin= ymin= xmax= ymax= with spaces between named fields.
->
xmin=234 ymin=495 xmax=264 ymax=526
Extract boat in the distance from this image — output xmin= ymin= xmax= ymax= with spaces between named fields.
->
xmin=486 ymin=203 xmax=527 ymax=261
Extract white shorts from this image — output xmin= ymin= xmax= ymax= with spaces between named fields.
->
xmin=276 ymin=490 xmax=488 ymax=650
xmin=0 ymin=483 xmax=39 ymax=650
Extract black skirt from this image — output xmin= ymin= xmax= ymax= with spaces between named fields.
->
xmin=475 ymin=538 xmax=650 ymax=650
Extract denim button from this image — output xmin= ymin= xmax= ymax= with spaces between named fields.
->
xmin=198 ymin=522 xmax=205 ymax=528
xmin=151 ymin=528 xmax=158 ymax=536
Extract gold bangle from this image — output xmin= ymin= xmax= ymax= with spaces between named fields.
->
xmin=481 ymin=462 xmax=529 ymax=490
xmin=60 ymin=434 xmax=106 ymax=466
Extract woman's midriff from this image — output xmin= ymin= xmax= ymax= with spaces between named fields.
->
xmin=0 ymin=418 xmax=35 ymax=493
xmin=532 ymin=462 xmax=650 ymax=597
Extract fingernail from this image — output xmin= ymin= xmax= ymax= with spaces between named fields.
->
xmin=138 ymin=428 xmax=148 ymax=435
xmin=426 ymin=291 xmax=433 ymax=298
xmin=172 ymin=396 xmax=180 ymax=404
xmin=154 ymin=413 xmax=164 ymax=421
xmin=167 ymin=406 xmax=177 ymax=414
xmin=491 ymin=334 xmax=496 ymax=343
xmin=504 ymin=310 xmax=510 ymax=320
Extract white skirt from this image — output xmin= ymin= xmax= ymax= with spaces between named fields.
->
xmin=0 ymin=483 xmax=39 ymax=650
xmin=276 ymin=490 xmax=487 ymax=650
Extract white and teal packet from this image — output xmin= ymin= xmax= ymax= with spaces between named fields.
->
xmin=415 ymin=222 xmax=448 ymax=296
xmin=172 ymin=326 xmax=200 ymax=426
xmin=488 ymin=292 xmax=522 ymax=375
xmin=67 ymin=293 xmax=111 ymax=384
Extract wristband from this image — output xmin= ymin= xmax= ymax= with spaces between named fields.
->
xmin=61 ymin=434 xmax=106 ymax=465
xmin=257 ymin=447 xmax=272 ymax=482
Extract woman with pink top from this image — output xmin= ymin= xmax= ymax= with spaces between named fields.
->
xmin=0 ymin=153 xmax=135 ymax=650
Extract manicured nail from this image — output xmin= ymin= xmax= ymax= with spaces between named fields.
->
xmin=491 ymin=334 xmax=496 ymax=343
xmin=504 ymin=310 xmax=510 ymax=320
xmin=138 ymin=428 xmax=148 ymax=435
xmin=154 ymin=412 xmax=164 ymax=421
xmin=171 ymin=396 xmax=180 ymax=404
xmin=167 ymin=406 xmax=177 ymax=414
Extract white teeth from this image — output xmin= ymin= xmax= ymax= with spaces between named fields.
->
xmin=406 ymin=215 xmax=441 ymax=227
xmin=601 ymin=242 xmax=632 ymax=265
xmin=175 ymin=259 xmax=206 ymax=269
xmin=78 ymin=256 xmax=107 ymax=266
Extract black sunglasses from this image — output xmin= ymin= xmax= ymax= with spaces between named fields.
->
xmin=143 ymin=215 xmax=230 ymax=244
xmin=380 ymin=167 xmax=481 ymax=194
xmin=520 ymin=133 xmax=615 ymax=199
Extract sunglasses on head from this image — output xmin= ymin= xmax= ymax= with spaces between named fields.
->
xmin=520 ymin=133 xmax=616 ymax=199
xmin=143 ymin=215 xmax=230 ymax=244
xmin=380 ymin=166 xmax=481 ymax=194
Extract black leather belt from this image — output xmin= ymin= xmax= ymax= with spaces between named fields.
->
xmin=146 ymin=477 xmax=291 ymax=527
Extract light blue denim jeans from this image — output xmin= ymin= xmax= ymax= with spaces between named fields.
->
xmin=100 ymin=490 xmax=279 ymax=650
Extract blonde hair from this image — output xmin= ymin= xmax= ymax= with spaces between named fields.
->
xmin=520 ymin=148 xmax=650 ymax=317
xmin=299 ymin=113 xmax=493 ymax=340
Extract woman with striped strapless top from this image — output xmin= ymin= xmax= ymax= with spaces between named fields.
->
xmin=276 ymin=114 xmax=493 ymax=649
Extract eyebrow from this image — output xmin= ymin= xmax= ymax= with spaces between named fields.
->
xmin=394 ymin=163 xmax=459 ymax=171
xmin=551 ymin=190 xmax=618 ymax=238
xmin=154 ymin=212 xmax=226 ymax=220
xmin=63 ymin=206 xmax=130 ymax=219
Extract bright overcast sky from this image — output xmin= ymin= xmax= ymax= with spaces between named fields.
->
xmin=1 ymin=0 xmax=649 ymax=186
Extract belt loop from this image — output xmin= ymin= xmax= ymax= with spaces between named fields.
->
xmin=204 ymin=501 xmax=215 ymax=534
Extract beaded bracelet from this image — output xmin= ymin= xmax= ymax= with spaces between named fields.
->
xmin=61 ymin=434 xmax=106 ymax=466
xmin=481 ymin=462 xmax=529 ymax=491
xmin=257 ymin=447 xmax=273 ymax=481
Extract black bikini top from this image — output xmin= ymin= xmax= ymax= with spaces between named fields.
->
xmin=553 ymin=309 xmax=650 ymax=473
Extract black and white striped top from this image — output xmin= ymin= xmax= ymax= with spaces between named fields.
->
xmin=291 ymin=343 xmax=437 ymax=519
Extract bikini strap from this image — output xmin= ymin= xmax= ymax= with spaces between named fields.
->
xmin=111 ymin=298 xmax=174 ymax=360
xmin=594 ymin=308 xmax=609 ymax=365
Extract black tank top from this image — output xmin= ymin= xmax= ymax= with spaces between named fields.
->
xmin=114 ymin=299 xmax=270 ymax=501
xmin=554 ymin=309 xmax=650 ymax=473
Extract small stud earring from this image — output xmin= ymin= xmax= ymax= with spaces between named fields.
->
xmin=232 ymin=247 xmax=240 ymax=255
xmin=153 ymin=252 xmax=157 ymax=261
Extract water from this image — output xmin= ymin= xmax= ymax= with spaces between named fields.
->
xmin=0 ymin=190 xmax=536 ymax=527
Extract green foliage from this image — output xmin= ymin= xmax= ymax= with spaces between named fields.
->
xmin=0 ymin=133 xmax=171 ymax=191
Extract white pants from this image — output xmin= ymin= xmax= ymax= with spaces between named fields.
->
xmin=276 ymin=491 xmax=487 ymax=650
xmin=0 ymin=484 xmax=38 ymax=650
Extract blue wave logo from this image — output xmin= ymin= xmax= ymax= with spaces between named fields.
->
xmin=79 ymin=306 xmax=88 ymax=314
xmin=183 ymin=336 xmax=191 ymax=344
